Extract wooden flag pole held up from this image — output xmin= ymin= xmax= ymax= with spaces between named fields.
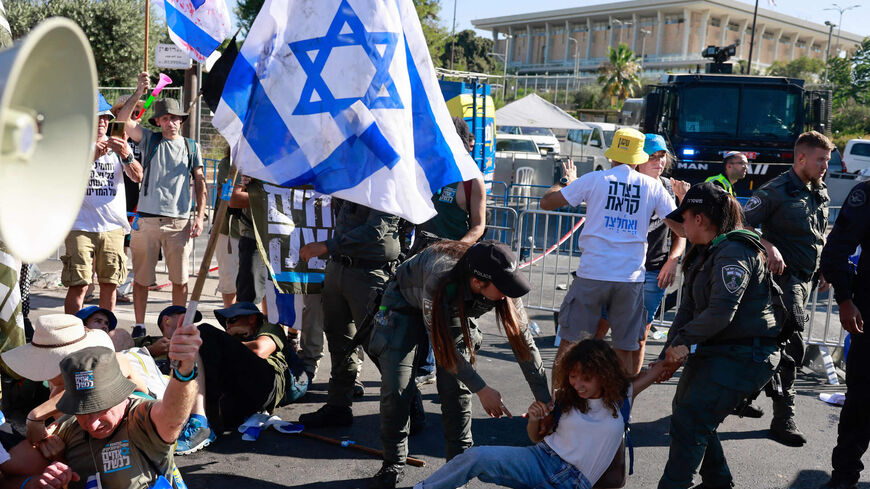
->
xmin=179 ymin=168 xmax=238 ymax=338
xmin=144 ymin=0 xmax=150 ymax=72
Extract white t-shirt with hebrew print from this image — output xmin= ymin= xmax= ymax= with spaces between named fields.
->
xmin=71 ymin=146 xmax=132 ymax=233
xmin=560 ymin=164 xmax=676 ymax=282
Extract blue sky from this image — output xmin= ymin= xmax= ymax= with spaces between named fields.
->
xmin=223 ymin=1 xmax=868 ymax=40
xmin=439 ymin=0 xmax=868 ymax=38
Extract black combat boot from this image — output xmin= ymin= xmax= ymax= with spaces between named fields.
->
xmin=298 ymin=404 xmax=353 ymax=428
xmin=370 ymin=462 xmax=404 ymax=489
xmin=770 ymin=417 xmax=807 ymax=446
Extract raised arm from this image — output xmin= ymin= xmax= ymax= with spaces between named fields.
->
xmin=150 ymin=323 xmax=202 ymax=443
xmin=121 ymin=72 xmax=150 ymax=143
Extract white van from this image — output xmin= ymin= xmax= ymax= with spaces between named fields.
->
xmin=497 ymin=126 xmax=561 ymax=155
xmin=843 ymin=139 xmax=870 ymax=174
xmin=563 ymin=122 xmax=621 ymax=172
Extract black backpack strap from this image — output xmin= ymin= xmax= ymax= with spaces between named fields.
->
xmin=141 ymin=132 xmax=163 ymax=197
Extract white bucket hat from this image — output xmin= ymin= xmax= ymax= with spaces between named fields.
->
xmin=1 ymin=314 xmax=115 ymax=381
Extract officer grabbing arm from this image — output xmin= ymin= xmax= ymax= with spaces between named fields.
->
xmin=740 ymin=131 xmax=833 ymax=447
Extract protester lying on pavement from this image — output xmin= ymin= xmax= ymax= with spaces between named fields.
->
xmin=175 ymin=302 xmax=308 ymax=455
xmin=74 ymin=306 xmax=134 ymax=351
xmin=134 ymin=305 xmax=202 ymax=374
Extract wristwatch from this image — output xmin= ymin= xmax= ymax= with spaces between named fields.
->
xmin=121 ymin=153 xmax=134 ymax=165
xmin=559 ymin=176 xmax=570 ymax=186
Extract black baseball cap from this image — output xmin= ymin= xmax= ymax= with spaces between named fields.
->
xmin=464 ymin=241 xmax=531 ymax=298
xmin=214 ymin=302 xmax=263 ymax=328
xmin=666 ymin=182 xmax=729 ymax=223
xmin=157 ymin=305 xmax=202 ymax=332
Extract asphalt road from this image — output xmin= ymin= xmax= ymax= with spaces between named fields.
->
xmin=23 ymin=258 xmax=869 ymax=489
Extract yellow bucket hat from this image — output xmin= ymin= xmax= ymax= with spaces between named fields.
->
xmin=604 ymin=128 xmax=649 ymax=165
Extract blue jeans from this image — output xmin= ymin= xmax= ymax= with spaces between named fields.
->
xmin=643 ymin=269 xmax=666 ymax=324
xmin=419 ymin=442 xmax=592 ymax=489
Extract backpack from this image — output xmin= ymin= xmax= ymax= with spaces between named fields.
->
xmin=551 ymin=397 xmax=633 ymax=488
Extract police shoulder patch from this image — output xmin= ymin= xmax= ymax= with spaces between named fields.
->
xmin=721 ymin=265 xmax=748 ymax=294
xmin=847 ymin=188 xmax=866 ymax=208
xmin=744 ymin=196 xmax=762 ymax=212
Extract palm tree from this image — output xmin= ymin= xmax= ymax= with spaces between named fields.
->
xmin=597 ymin=43 xmax=642 ymax=107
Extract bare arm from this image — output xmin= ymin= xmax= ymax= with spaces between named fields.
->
xmin=460 ymin=176 xmax=486 ymax=243
xmin=229 ymin=179 xmax=250 ymax=208
xmin=665 ymin=218 xmax=686 ymax=238
xmin=190 ymin=168 xmax=207 ymax=238
xmin=121 ymin=72 xmax=150 ymax=143
xmin=150 ymin=323 xmax=202 ymax=443
xmin=241 ymin=335 xmax=278 ymax=360
xmin=631 ymin=361 xmax=667 ymax=396
xmin=540 ymin=159 xmax=577 ymax=210
xmin=525 ymin=401 xmax=554 ymax=443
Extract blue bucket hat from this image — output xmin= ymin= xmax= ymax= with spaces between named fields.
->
xmin=75 ymin=306 xmax=117 ymax=331
xmin=157 ymin=305 xmax=203 ymax=333
xmin=97 ymin=92 xmax=114 ymax=119
xmin=643 ymin=134 xmax=668 ymax=156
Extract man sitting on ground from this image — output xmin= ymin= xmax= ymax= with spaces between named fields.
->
xmin=176 ymin=302 xmax=307 ymax=455
xmin=134 ymin=305 xmax=202 ymax=374
xmin=74 ymin=306 xmax=134 ymax=351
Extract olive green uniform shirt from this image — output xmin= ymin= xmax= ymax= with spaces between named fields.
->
xmin=667 ymin=233 xmax=779 ymax=348
xmin=56 ymin=399 xmax=173 ymax=489
xmin=382 ymin=246 xmax=550 ymax=401
xmin=249 ymin=321 xmax=288 ymax=410
xmin=324 ymin=200 xmax=400 ymax=262
xmin=743 ymin=168 xmax=829 ymax=280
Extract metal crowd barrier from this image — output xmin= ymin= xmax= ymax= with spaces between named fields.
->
xmin=483 ymin=205 xmax=518 ymax=248
xmin=505 ymin=208 xmax=847 ymax=351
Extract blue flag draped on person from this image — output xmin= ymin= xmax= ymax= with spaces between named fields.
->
xmin=164 ymin=0 xmax=232 ymax=62
xmin=212 ymin=0 xmax=481 ymax=224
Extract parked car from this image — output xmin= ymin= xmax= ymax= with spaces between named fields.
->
xmin=497 ymin=125 xmax=561 ymax=155
xmin=495 ymin=134 xmax=546 ymax=160
xmin=842 ymin=139 xmax=870 ymax=174
xmin=563 ymin=122 xmax=621 ymax=172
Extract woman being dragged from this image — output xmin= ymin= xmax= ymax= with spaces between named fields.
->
xmin=415 ymin=339 xmax=668 ymax=489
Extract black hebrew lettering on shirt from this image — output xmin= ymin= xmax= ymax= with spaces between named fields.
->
xmin=603 ymin=180 xmax=641 ymax=235
xmin=85 ymin=159 xmax=118 ymax=197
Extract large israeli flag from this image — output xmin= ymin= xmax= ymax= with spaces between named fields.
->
xmin=212 ymin=0 xmax=481 ymax=223
xmin=164 ymin=0 xmax=232 ymax=63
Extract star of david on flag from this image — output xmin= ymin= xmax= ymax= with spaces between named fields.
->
xmin=164 ymin=0 xmax=231 ymax=62
xmin=212 ymin=0 xmax=481 ymax=223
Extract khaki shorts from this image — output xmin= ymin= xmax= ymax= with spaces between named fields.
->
xmin=61 ymin=228 xmax=128 ymax=286
xmin=215 ymin=234 xmax=239 ymax=294
xmin=130 ymin=217 xmax=192 ymax=286
xmin=557 ymin=277 xmax=646 ymax=351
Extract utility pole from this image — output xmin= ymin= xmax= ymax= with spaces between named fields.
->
xmin=449 ymin=0 xmax=458 ymax=70
xmin=824 ymin=20 xmax=835 ymax=84
xmin=746 ymin=0 xmax=759 ymax=74
xmin=567 ymin=37 xmax=579 ymax=90
xmin=824 ymin=3 xmax=859 ymax=57
xmin=640 ymin=28 xmax=651 ymax=68
xmin=503 ymin=34 xmax=511 ymax=100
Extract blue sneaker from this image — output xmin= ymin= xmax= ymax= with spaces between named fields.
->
xmin=175 ymin=417 xmax=215 ymax=455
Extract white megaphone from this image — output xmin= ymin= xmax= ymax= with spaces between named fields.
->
xmin=0 ymin=18 xmax=97 ymax=262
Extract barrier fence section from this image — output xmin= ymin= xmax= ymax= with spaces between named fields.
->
xmin=506 ymin=207 xmax=848 ymax=351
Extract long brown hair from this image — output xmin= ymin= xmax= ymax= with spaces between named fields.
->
xmin=553 ymin=339 xmax=629 ymax=418
xmin=428 ymin=240 xmax=531 ymax=373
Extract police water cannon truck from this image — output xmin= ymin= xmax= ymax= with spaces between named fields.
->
xmin=624 ymin=44 xmax=832 ymax=197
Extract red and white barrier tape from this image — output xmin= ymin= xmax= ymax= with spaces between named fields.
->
xmin=518 ymin=217 xmax=585 ymax=270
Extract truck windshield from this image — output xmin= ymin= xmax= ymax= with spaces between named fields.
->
xmin=677 ymin=85 xmax=800 ymax=139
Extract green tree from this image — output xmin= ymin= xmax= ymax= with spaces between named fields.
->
xmin=439 ymin=29 xmax=496 ymax=73
xmin=234 ymin=0 xmax=263 ymax=36
xmin=597 ymin=43 xmax=641 ymax=106
xmin=6 ymin=0 xmax=161 ymax=87
xmin=828 ymin=56 xmax=854 ymax=109
xmin=414 ymin=0 xmax=446 ymax=67
xmin=851 ymin=38 xmax=870 ymax=105
xmin=572 ymin=84 xmax=609 ymax=109
xmin=766 ymin=56 xmax=825 ymax=81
